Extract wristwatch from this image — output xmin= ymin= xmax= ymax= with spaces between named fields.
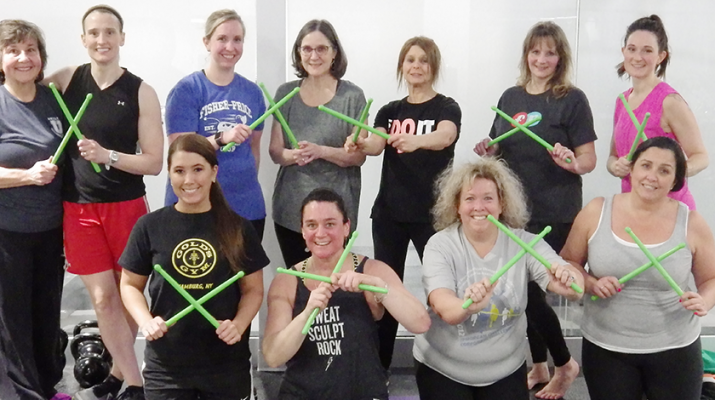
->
xmin=214 ymin=131 xmax=225 ymax=146
xmin=107 ymin=150 xmax=119 ymax=167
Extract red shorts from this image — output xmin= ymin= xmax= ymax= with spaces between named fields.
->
xmin=64 ymin=197 xmax=148 ymax=275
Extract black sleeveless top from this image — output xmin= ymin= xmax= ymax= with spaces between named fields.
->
xmin=62 ymin=64 xmax=145 ymax=203
xmin=279 ymin=256 xmax=388 ymax=400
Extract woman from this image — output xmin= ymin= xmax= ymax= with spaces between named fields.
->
xmin=0 ymin=19 xmax=68 ymax=400
xmin=607 ymin=15 xmax=707 ymax=209
xmin=44 ymin=5 xmax=164 ymax=399
xmin=415 ymin=159 xmax=584 ymax=400
xmin=561 ymin=137 xmax=715 ymax=400
xmin=269 ymin=19 xmax=366 ymax=268
xmin=263 ymin=188 xmax=430 ymax=400
xmin=120 ymin=134 xmax=268 ymax=400
xmin=164 ymin=9 xmax=267 ymax=238
xmin=473 ymin=21 xmax=593 ymax=398
xmin=345 ymin=36 xmax=461 ymax=369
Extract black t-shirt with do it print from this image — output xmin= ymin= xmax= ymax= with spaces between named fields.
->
xmin=119 ymin=206 xmax=269 ymax=372
xmin=371 ymin=94 xmax=461 ymax=223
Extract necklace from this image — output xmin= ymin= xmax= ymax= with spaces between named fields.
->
xmin=301 ymin=252 xmax=359 ymax=285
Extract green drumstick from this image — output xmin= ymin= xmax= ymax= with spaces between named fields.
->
xmin=222 ymin=87 xmax=301 ymax=152
xmin=52 ymin=93 xmax=92 ymax=164
xmin=625 ymin=228 xmax=684 ymax=297
xmin=48 ymin=83 xmax=101 ymax=172
xmin=259 ymin=83 xmax=299 ymax=149
xmin=619 ymin=94 xmax=651 ymax=161
xmin=303 ymin=231 xmax=359 ymax=335
xmin=487 ymin=215 xmax=583 ymax=293
xmin=166 ymin=271 xmax=245 ymax=327
xmin=352 ymin=99 xmax=374 ymax=142
xmin=487 ymin=116 xmax=542 ymax=147
xmin=277 ymin=268 xmax=387 ymax=293
xmin=491 ymin=106 xmax=572 ymax=163
xmin=318 ymin=105 xmax=390 ymax=140
xmin=153 ymin=265 xmax=219 ymax=328
xmin=462 ymin=225 xmax=551 ymax=309
xmin=590 ymin=243 xmax=685 ymax=301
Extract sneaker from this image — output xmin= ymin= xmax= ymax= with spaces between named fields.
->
xmin=114 ymin=386 xmax=144 ymax=400
xmin=50 ymin=393 xmax=72 ymax=400
xmin=73 ymin=375 xmax=123 ymax=400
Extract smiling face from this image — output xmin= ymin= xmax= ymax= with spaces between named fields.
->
xmin=1 ymin=37 xmax=42 ymax=86
xmin=527 ymin=37 xmax=559 ymax=83
xmin=169 ymin=150 xmax=218 ymax=213
xmin=458 ymin=178 xmax=502 ymax=235
xmin=82 ymin=11 xmax=124 ymax=64
xmin=622 ymin=30 xmax=666 ymax=80
xmin=630 ymin=147 xmax=677 ymax=202
xmin=401 ymin=45 xmax=432 ymax=86
xmin=299 ymin=31 xmax=335 ymax=78
xmin=301 ymin=201 xmax=350 ymax=259
xmin=204 ymin=19 xmax=244 ymax=71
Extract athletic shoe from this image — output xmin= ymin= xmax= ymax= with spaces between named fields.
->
xmin=73 ymin=375 xmax=123 ymax=400
xmin=114 ymin=386 xmax=145 ymax=400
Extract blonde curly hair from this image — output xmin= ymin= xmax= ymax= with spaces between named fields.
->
xmin=432 ymin=158 xmax=529 ymax=231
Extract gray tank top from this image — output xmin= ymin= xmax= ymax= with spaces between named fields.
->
xmin=582 ymin=196 xmax=699 ymax=353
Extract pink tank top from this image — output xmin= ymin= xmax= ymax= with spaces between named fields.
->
xmin=613 ymin=81 xmax=695 ymax=209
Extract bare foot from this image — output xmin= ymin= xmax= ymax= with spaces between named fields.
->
xmin=535 ymin=357 xmax=579 ymax=399
xmin=527 ymin=362 xmax=550 ymax=390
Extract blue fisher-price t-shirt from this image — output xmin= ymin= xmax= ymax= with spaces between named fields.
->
xmin=164 ymin=71 xmax=266 ymax=220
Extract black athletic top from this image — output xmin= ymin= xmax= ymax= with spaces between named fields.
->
xmin=279 ymin=256 xmax=388 ymax=400
xmin=62 ymin=63 xmax=145 ymax=203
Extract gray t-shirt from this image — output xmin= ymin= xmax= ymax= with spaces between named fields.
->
xmin=583 ymin=197 xmax=699 ymax=353
xmin=272 ymin=80 xmax=366 ymax=232
xmin=414 ymin=223 xmax=561 ymax=386
xmin=0 ymin=85 xmax=64 ymax=232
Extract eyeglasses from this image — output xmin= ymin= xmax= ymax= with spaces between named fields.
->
xmin=299 ymin=45 xmax=332 ymax=57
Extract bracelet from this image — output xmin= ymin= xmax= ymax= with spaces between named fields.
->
xmin=373 ymin=283 xmax=389 ymax=303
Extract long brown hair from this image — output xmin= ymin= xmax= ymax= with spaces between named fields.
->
xmin=517 ymin=21 xmax=573 ymax=98
xmin=168 ymin=135 xmax=245 ymax=272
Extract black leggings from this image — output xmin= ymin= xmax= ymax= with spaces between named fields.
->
xmin=275 ymin=223 xmax=310 ymax=267
xmin=416 ymin=360 xmax=529 ymax=400
xmin=582 ymin=338 xmax=702 ymax=400
xmin=525 ymin=221 xmax=572 ymax=366
xmin=372 ymin=218 xmax=435 ymax=370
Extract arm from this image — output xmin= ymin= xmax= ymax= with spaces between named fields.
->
xmin=344 ymin=127 xmax=387 ymax=156
xmin=428 ymin=278 xmax=496 ymax=325
xmin=79 ymin=82 xmax=164 ymax=175
xmin=268 ymin=119 xmax=300 ymax=166
xmin=231 ymin=270 xmax=264 ymax=337
xmin=682 ymin=211 xmax=715 ymax=315
xmin=606 ymin=134 xmax=631 ymax=178
xmin=545 ymin=262 xmax=585 ymax=301
xmin=120 ymin=270 xmax=168 ymax=340
xmin=262 ymin=275 xmax=334 ymax=367
xmin=662 ymin=94 xmax=708 ymax=177
xmin=0 ymin=160 xmax=57 ymax=189
xmin=387 ymin=120 xmax=458 ymax=153
xmin=42 ymin=66 xmax=77 ymax=91
xmin=337 ymin=260 xmax=430 ymax=333
xmin=560 ymin=197 xmax=621 ymax=298
xmin=250 ymin=130 xmax=262 ymax=171
xmin=551 ymin=141 xmax=597 ymax=175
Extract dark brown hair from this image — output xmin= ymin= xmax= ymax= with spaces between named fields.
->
xmin=291 ymin=19 xmax=347 ymax=79
xmin=168 ymin=134 xmax=246 ymax=272
xmin=631 ymin=136 xmax=686 ymax=192
xmin=0 ymin=19 xmax=48 ymax=84
xmin=82 ymin=4 xmax=124 ymax=33
xmin=617 ymin=15 xmax=670 ymax=79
